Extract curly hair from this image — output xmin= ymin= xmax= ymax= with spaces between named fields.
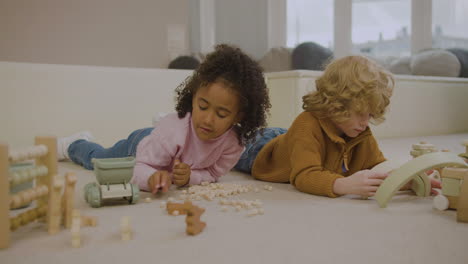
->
xmin=175 ymin=44 xmax=271 ymax=145
xmin=302 ymin=55 xmax=394 ymax=125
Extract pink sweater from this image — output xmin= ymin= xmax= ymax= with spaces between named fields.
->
xmin=131 ymin=113 xmax=244 ymax=191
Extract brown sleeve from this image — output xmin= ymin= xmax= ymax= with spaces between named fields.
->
xmin=288 ymin=133 xmax=344 ymax=198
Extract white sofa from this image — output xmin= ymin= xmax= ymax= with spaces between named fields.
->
xmin=1 ymin=62 xmax=468 ymax=264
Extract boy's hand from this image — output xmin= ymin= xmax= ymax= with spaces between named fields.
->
xmin=173 ymin=159 xmax=191 ymax=186
xmin=333 ymin=169 xmax=388 ymax=197
xmin=148 ymin=170 xmax=171 ymax=194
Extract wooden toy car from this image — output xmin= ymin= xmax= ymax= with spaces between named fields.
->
xmin=84 ymin=157 xmax=139 ymax=208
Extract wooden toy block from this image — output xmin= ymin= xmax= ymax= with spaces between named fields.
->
xmin=458 ymin=140 xmax=468 ymax=160
xmin=71 ymin=210 xmax=81 ymax=248
xmin=410 ymin=174 xmax=428 ymax=197
xmin=434 ymin=167 xmax=468 ymax=216
xmin=456 ymin=177 xmax=468 ymax=223
xmin=412 ymin=141 xmax=435 ymax=150
xmin=441 ymin=178 xmax=461 ymax=196
xmin=120 ymin=216 xmax=132 ymax=241
xmin=410 ymin=141 xmax=437 ymax=158
xmin=375 ymin=152 xmax=467 ymax=208
xmin=446 ymin=195 xmax=459 ymax=210
xmin=62 ymin=172 xmax=77 ymax=229
xmin=1 ymin=144 xmax=11 ymax=249
xmin=441 ymin=167 xmax=468 ymax=180
xmin=48 ymin=178 xmax=63 ymax=235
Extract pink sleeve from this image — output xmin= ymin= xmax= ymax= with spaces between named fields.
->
xmin=131 ymin=130 xmax=178 ymax=191
xmin=188 ymin=144 xmax=243 ymax=185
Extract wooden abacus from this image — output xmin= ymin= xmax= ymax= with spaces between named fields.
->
xmin=0 ymin=136 xmax=63 ymax=249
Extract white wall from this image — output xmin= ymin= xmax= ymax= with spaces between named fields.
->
xmin=0 ymin=0 xmax=190 ymax=69
xmin=3 ymin=62 xmax=467 ymax=151
xmin=0 ymin=62 xmax=192 ymax=148
xmin=214 ymin=0 xmax=269 ymax=60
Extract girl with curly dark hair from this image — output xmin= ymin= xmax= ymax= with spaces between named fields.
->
xmin=58 ymin=44 xmax=271 ymax=194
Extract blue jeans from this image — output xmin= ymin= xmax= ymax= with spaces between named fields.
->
xmin=68 ymin=128 xmax=153 ymax=170
xmin=234 ymin=127 xmax=287 ymax=173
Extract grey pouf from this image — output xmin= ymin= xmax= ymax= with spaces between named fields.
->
xmin=259 ymin=47 xmax=293 ymax=72
xmin=447 ymin=48 xmax=468 ymax=78
xmin=291 ymin=42 xmax=333 ymax=71
xmin=168 ymin=56 xmax=200 ymax=70
xmin=410 ymin=49 xmax=461 ymax=77
xmin=388 ymin=56 xmax=412 ymax=75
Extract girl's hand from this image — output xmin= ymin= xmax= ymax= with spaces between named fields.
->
xmin=333 ymin=169 xmax=388 ymax=197
xmin=148 ymin=170 xmax=171 ymax=194
xmin=173 ymin=159 xmax=191 ymax=186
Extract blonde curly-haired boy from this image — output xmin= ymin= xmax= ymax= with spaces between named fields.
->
xmin=235 ymin=55 xmax=440 ymax=197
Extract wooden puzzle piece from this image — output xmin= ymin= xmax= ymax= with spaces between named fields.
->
xmin=185 ymin=206 xmax=206 ymax=235
xmin=166 ymin=202 xmax=189 ymax=215
xmin=167 ymin=201 xmax=206 ymax=235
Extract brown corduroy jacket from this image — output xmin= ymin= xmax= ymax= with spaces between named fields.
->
xmin=252 ymin=111 xmax=386 ymax=197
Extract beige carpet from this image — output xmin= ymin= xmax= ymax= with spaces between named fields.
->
xmin=2 ymin=133 xmax=468 ymax=264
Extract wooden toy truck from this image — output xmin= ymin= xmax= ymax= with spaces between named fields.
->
xmin=84 ymin=157 xmax=139 ymax=208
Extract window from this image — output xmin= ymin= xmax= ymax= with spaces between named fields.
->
xmin=351 ymin=0 xmax=411 ymax=58
xmin=285 ymin=0 xmax=467 ymax=63
xmin=286 ymin=0 xmax=334 ymax=49
xmin=432 ymin=0 xmax=468 ymax=49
